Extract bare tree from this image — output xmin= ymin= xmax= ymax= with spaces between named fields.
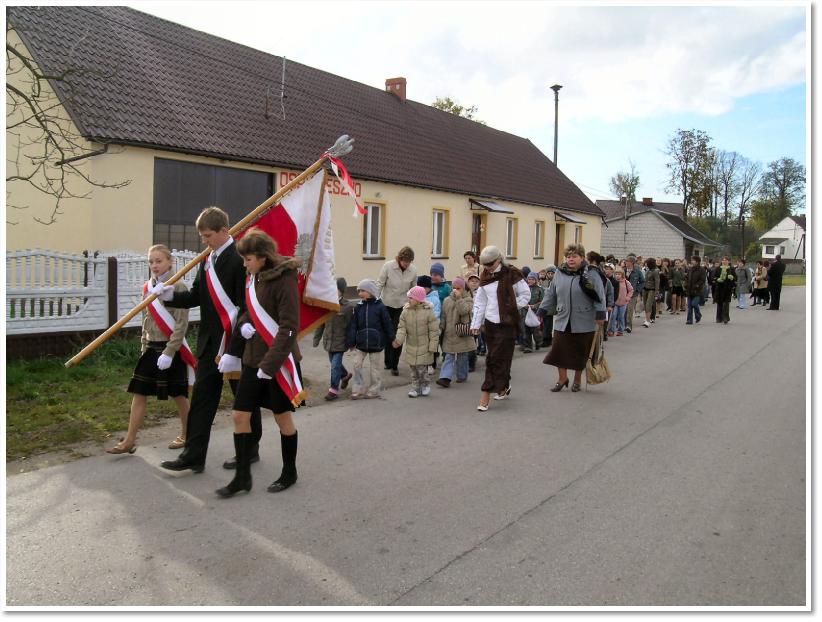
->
xmin=6 ymin=24 xmax=130 ymax=226
xmin=735 ymin=156 xmax=761 ymax=258
xmin=715 ymin=150 xmax=740 ymax=226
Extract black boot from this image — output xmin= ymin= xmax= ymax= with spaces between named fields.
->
xmin=222 ymin=443 xmax=260 ymax=470
xmin=216 ymin=433 xmax=253 ymax=497
xmin=268 ymin=431 xmax=298 ymax=493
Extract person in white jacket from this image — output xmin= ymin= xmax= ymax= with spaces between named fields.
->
xmin=470 ymin=246 xmax=531 ymax=411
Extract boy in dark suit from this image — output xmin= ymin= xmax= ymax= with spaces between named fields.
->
xmin=152 ymin=207 xmax=262 ymax=473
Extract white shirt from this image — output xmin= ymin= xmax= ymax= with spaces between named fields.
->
xmin=470 ymin=267 xmax=531 ymax=329
xmin=210 ymin=236 xmax=234 ymax=264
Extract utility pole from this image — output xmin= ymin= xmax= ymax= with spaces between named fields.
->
xmin=550 ymin=84 xmax=562 ymax=165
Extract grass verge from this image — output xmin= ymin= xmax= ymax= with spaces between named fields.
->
xmin=6 ymin=335 xmax=233 ymax=461
xmin=782 ymin=275 xmax=805 ymax=286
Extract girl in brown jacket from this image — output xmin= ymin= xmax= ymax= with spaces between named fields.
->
xmin=436 ymin=278 xmax=475 ymax=387
xmin=216 ymin=228 xmax=303 ymax=498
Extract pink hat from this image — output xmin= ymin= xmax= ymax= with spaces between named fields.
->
xmin=407 ymin=286 xmax=427 ymax=303
xmin=452 ymin=277 xmax=466 ymax=289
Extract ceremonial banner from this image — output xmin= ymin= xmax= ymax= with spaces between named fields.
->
xmin=239 ymin=169 xmax=339 ymax=337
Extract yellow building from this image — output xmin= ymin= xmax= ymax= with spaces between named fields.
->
xmin=7 ymin=6 xmax=604 ymax=284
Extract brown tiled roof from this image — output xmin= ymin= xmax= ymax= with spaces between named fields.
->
xmin=596 ymin=199 xmax=683 ymax=220
xmin=9 ymin=6 xmax=603 ymax=217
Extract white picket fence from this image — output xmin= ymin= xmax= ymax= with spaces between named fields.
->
xmin=7 ymin=248 xmax=201 ymax=335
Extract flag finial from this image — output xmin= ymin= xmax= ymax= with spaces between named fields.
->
xmin=327 ymin=135 xmax=354 ymax=158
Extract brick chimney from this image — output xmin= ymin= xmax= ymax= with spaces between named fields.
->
xmin=642 ymin=197 xmax=653 ymax=206
xmin=385 ymin=77 xmax=406 ymax=101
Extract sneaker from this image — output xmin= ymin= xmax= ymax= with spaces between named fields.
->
xmin=686 ymin=321 xmax=693 ymax=325
xmin=625 ymin=327 xmax=632 ymax=333
xmin=324 ymin=391 xmax=338 ymax=401
xmin=350 ymin=393 xmax=364 ymax=400
xmin=616 ymin=331 xmax=623 ymax=336
xmin=455 ymin=378 xmax=467 ymax=383
xmin=421 ymin=385 xmax=431 ymax=396
xmin=522 ymin=348 xmax=532 ymax=354
xmin=436 ymin=378 xmax=451 ymax=388
xmin=643 ymin=321 xmax=650 ymax=328
xmin=607 ymin=331 xmax=615 ymax=337
xmin=340 ymin=372 xmax=353 ymax=389
xmin=650 ymin=319 xmax=655 ymax=323
xmin=408 ymin=389 xmax=419 ymax=398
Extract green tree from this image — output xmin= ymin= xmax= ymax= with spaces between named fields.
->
xmin=760 ymin=157 xmax=805 ymax=217
xmin=749 ymin=197 xmax=783 ymax=232
xmin=663 ymin=129 xmax=714 ymax=221
xmin=608 ymin=160 xmax=640 ymax=207
xmin=431 ymin=96 xmax=486 ymax=124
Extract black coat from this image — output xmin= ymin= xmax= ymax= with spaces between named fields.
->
xmin=346 ymin=297 xmax=395 ymax=353
xmin=165 ymin=241 xmax=248 ymax=358
xmin=711 ymin=266 xmax=736 ymax=304
xmin=767 ymin=260 xmax=786 ymax=288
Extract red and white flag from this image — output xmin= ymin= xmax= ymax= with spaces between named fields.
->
xmin=238 ymin=169 xmax=339 ymax=337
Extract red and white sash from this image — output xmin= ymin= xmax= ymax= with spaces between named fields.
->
xmin=142 ymin=281 xmax=197 ymax=385
xmin=204 ymin=251 xmax=239 ymax=359
xmin=245 ymin=275 xmax=305 ymax=407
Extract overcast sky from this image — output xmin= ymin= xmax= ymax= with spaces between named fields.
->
xmin=128 ymin=1 xmax=808 ymax=206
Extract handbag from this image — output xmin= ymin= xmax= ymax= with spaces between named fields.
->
xmin=524 ymin=307 xmax=541 ymax=328
xmin=585 ymin=328 xmax=611 ymax=385
xmin=455 ymin=322 xmax=471 ymax=337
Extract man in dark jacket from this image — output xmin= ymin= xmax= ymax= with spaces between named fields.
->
xmin=684 ymin=256 xmax=707 ymax=325
xmin=767 ymin=255 xmax=786 ymax=310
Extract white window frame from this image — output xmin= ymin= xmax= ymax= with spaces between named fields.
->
xmin=765 ymin=245 xmax=775 ymax=255
xmin=780 ymin=245 xmax=786 ymax=255
xmin=432 ymin=209 xmax=448 ymax=257
xmin=362 ymin=203 xmax=382 ymax=257
xmin=533 ymin=220 xmax=544 ymax=258
xmin=505 ymin=218 xmax=518 ymax=258
xmin=574 ymin=225 xmax=583 ymax=244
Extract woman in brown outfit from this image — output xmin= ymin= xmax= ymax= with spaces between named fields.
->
xmin=216 ymin=228 xmax=304 ymax=498
xmin=469 ymin=246 xmax=531 ymax=411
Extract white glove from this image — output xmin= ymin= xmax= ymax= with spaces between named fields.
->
xmin=240 ymin=323 xmax=256 ymax=339
xmin=149 ymin=281 xmax=174 ymax=301
xmin=257 ymin=368 xmax=273 ymax=380
xmin=217 ymin=354 xmax=242 ymax=374
xmin=156 ymin=353 xmax=173 ymax=370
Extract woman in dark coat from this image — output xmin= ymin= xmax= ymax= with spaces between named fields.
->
xmin=538 ymin=244 xmax=606 ymax=392
xmin=216 ymin=228 xmax=304 ymax=498
xmin=711 ymin=256 xmax=736 ymax=324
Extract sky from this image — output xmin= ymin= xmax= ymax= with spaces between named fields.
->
xmin=127 ymin=0 xmax=808 ymax=208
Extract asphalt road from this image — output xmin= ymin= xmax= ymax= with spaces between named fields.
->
xmin=6 ymin=288 xmax=807 ymax=607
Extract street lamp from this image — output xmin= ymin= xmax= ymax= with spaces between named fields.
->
xmin=550 ymin=84 xmax=562 ymax=165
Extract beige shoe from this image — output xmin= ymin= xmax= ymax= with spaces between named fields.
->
xmin=168 ymin=435 xmax=186 ymax=449
xmin=106 ymin=438 xmax=136 ymax=454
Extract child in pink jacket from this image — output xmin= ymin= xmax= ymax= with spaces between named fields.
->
xmin=608 ymin=267 xmax=634 ymax=336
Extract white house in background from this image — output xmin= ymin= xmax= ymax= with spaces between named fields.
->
xmin=759 ymin=215 xmax=806 ymax=260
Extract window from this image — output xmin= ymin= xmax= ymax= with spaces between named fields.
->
xmin=765 ymin=245 xmax=775 ymax=255
xmin=153 ymin=158 xmax=273 ymax=251
xmin=432 ymin=209 xmax=449 ymax=257
xmin=505 ymin=218 xmax=518 ymax=258
xmin=533 ymin=220 xmax=545 ymax=258
xmin=362 ymin=203 xmax=383 ymax=257
xmin=780 ymin=246 xmax=786 ymax=255
xmin=574 ymin=225 xmax=583 ymax=244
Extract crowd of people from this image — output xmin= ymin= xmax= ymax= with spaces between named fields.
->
xmin=105 ymin=203 xmax=789 ymax=498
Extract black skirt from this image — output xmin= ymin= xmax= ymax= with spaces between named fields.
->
xmin=233 ymin=364 xmax=297 ymax=414
xmin=127 ymin=342 xmax=189 ymax=400
xmin=543 ymin=326 xmax=596 ymax=371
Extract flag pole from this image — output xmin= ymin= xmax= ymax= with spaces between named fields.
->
xmin=64 ymin=135 xmax=355 ymax=368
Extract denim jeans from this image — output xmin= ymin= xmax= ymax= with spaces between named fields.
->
xmin=737 ymin=291 xmax=747 ymax=309
xmin=440 ymin=352 xmax=469 ymax=382
xmin=609 ymin=305 xmax=627 ymax=332
xmin=687 ymin=296 xmax=702 ymax=323
xmin=328 ymin=351 xmax=348 ymax=393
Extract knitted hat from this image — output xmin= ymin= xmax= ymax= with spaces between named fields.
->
xmin=521 ymin=266 xmax=532 ymax=279
xmin=356 ymin=279 xmax=379 ymax=298
xmin=407 ymin=286 xmax=427 ymax=303
xmin=430 ymin=262 xmax=445 ymax=278
xmin=546 ymin=265 xmax=557 ymax=273
xmin=336 ymin=277 xmax=348 ymax=294
xmin=417 ymin=274 xmax=432 ymax=289
xmin=479 ymin=245 xmax=502 ymax=265
xmin=527 ymin=272 xmax=539 ymax=281
xmin=467 ymin=274 xmax=480 ymax=282
xmin=452 ymin=277 xmax=466 ymax=289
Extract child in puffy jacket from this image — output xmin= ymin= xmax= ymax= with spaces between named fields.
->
xmin=313 ymin=277 xmax=355 ymax=400
xmin=608 ymin=267 xmax=634 ymax=336
xmin=393 ymin=286 xmax=439 ymax=398
xmin=345 ymin=279 xmax=395 ymax=399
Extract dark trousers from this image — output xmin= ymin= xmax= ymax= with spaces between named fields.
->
xmin=542 ymin=314 xmax=553 ymax=344
xmin=180 ymin=350 xmax=262 ymax=463
xmin=384 ymin=306 xmax=403 ymax=370
xmin=716 ymin=301 xmax=731 ymax=323
xmin=481 ymin=321 xmax=517 ymax=394
xmin=768 ymin=284 xmax=782 ymax=309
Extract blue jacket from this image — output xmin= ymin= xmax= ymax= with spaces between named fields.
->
xmin=626 ymin=265 xmax=645 ymax=298
xmin=539 ymin=265 xmax=606 ymax=333
xmin=425 ymin=290 xmax=442 ymax=319
xmin=346 ymin=297 xmax=395 ymax=353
